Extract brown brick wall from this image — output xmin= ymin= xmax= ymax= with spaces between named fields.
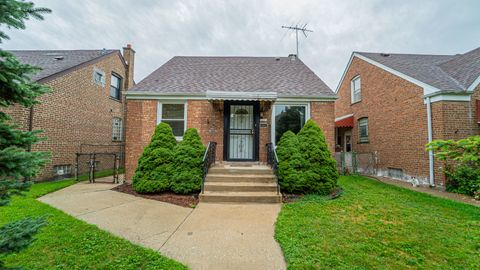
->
xmin=5 ymin=53 xmax=129 ymax=180
xmin=125 ymin=100 xmax=157 ymax=181
xmin=335 ymin=56 xmax=431 ymax=183
xmin=311 ymin=101 xmax=335 ymax=153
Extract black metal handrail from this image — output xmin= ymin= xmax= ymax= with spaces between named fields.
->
xmin=266 ymin=143 xmax=280 ymax=195
xmin=201 ymin=141 xmax=217 ymax=194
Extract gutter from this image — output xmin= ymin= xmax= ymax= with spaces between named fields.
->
xmin=425 ymin=96 xmax=435 ymax=187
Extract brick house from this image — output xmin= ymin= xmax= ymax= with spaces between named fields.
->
xmin=335 ymin=47 xmax=480 ymax=187
xmin=125 ymin=55 xmax=336 ymax=182
xmin=6 ymin=45 xmax=135 ymax=180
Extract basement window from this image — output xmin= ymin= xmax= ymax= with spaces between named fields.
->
xmin=54 ymin=164 xmax=72 ymax=176
xmin=388 ymin=168 xmax=404 ymax=179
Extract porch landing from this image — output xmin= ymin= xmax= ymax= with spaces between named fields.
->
xmin=200 ymin=163 xmax=282 ymax=204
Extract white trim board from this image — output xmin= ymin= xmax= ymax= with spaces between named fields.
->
xmin=423 ymin=94 xmax=471 ymax=103
xmin=468 ymin=75 xmax=480 ymax=92
xmin=335 ymin=113 xmax=354 ymax=122
xmin=126 ymin=92 xmax=336 ymax=102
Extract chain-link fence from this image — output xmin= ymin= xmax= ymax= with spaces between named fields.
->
xmin=335 ymin=151 xmax=378 ymax=176
xmin=75 ymin=144 xmax=125 ymax=183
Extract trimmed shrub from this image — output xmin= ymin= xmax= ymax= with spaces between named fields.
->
xmin=276 ymin=131 xmax=307 ymax=193
xmin=170 ymin=128 xmax=206 ymax=194
xmin=445 ymin=166 xmax=480 ymax=196
xmin=296 ymin=120 xmax=339 ymax=194
xmin=132 ymin=123 xmax=177 ymax=193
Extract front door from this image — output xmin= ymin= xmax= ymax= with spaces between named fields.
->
xmin=224 ymin=101 xmax=259 ymax=161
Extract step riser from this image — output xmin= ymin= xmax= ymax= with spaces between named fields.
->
xmin=200 ymin=195 xmax=281 ymax=204
xmin=209 ymin=168 xmax=273 ymax=175
xmin=206 ymin=176 xmax=276 ymax=183
xmin=204 ymin=185 xmax=277 ymax=192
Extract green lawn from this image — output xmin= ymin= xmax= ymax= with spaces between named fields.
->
xmin=275 ymin=176 xmax=480 ymax=269
xmin=0 ymin=179 xmax=186 ymax=270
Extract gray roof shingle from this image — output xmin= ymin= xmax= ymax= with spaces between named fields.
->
xmin=9 ymin=49 xmax=119 ymax=81
xmin=357 ymin=46 xmax=480 ymax=92
xmin=129 ymin=56 xmax=335 ymax=98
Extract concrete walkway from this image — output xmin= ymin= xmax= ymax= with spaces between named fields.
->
xmin=38 ymin=180 xmax=286 ymax=270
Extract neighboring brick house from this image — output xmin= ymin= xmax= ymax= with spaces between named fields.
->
xmin=6 ymin=45 xmax=135 ymax=180
xmin=125 ymin=55 xmax=336 ymax=181
xmin=335 ymin=47 xmax=480 ymax=187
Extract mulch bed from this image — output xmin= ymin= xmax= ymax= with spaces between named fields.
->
xmin=282 ymin=187 xmax=344 ymax=203
xmin=112 ymin=183 xmax=198 ymax=208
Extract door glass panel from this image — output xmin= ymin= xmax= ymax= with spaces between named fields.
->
xmin=229 ymin=105 xmax=254 ymax=160
xmin=274 ymin=105 xmax=306 ymax=144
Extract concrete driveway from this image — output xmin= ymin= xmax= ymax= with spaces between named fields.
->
xmin=38 ymin=180 xmax=286 ymax=270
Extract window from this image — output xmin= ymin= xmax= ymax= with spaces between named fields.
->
xmin=157 ymin=102 xmax=186 ymax=138
xmin=54 ymin=164 xmax=72 ymax=176
xmin=93 ymin=68 xmax=105 ymax=86
xmin=388 ymin=168 xmax=404 ymax=179
xmin=358 ymin=117 xmax=369 ymax=143
xmin=110 ymin=73 xmax=122 ymax=100
xmin=112 ymin=118 xmax=123 ymax=141
xmin=351 ymin=76 xmax=361 ymax=103
xmin=273 ymin=104 xmax=309 ymax=144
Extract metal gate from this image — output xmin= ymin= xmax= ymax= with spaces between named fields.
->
xmin=75 ymin=144 xmax=125 ymax=183
xmin=335 ymin=151 xmax=378 ymax=176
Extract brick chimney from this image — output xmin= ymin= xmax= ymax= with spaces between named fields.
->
xmin=122 ymin=44 xmax=135 ymax=90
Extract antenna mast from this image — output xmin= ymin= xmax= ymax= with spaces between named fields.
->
xmin=281 ymin=24 xmax=313 ymax=57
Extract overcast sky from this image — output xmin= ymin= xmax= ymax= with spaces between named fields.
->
xmin=3 ymin=0 xmax=480 ymax=89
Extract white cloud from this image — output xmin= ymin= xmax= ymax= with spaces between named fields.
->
xmin=3 ymin=0 xmax=480 ymax=89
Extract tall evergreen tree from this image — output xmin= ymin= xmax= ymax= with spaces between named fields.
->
xmin=0 ymin=0 xmax=51 ymax=268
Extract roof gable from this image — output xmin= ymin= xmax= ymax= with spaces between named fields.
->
xmin=10 ymin=49 xmax=123 ymax=82
xmin=336 ymin=47 xmax=480 ymax=95
xmin=129 ymin=56 xmax=335 ymax=98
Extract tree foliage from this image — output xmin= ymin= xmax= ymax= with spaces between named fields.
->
xmin=276 ymin=120 xmax=339 ymax=194
xmin=0 ymin=0 xmax=52 ymax=267
xmin=426 ymin=136 xmax=480 ymax=198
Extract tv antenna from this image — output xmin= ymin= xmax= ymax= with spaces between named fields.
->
xmin=281 ymin=23 xmax=313 ymax=58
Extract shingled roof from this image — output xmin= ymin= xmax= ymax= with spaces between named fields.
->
xmin=10 ymin=49 xmax=121 ymax=82
xmin=129 ymin=56 xmax=335 ymax=98
xmin=355 ymin=46 xmax=480 ymax=92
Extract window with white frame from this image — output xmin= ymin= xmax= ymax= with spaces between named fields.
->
xmin=112 ymin=117 xmax=123 ymax=141
xmin=53 ymin=164 xmax=72 ymax=176
xmin=110 ymin=73 xmax=122 ymax=100
xmin=157 ymin=102 xmax=186 ymax=138
xmin=93 ymin=67 xmax=105 ymax=86
xmin=272 ymin=103 xmax=309 ymax=144
xmin=351 ymin=76 xmax=361 ymax=103
xmin=358 ymin=117 xmax=369 ymax=143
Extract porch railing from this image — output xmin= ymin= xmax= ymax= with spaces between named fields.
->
xmin=201 ymin=141 xmax=217 ymax=194
xmin=266 ymin=143 xmax=280 ymax=195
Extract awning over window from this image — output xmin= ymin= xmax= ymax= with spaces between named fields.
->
xmin=335 ymin=114 xmax=354 ymax=128
xmin=206 ymin=90 xmax=277 ymax=101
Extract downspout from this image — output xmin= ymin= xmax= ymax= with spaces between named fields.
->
xmin=425 ymin=96 xmax=435 ymax=187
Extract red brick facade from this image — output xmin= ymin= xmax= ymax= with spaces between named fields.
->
xmin=4 ymin=48 xmax=134 ymax=180
xmin=124 ymin=99 xmax=335 ymax=182
xmin=335 ymin=56 xmax=480 ymax=186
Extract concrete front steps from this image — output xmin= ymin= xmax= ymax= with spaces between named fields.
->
xmin=200 ymin=163 xmax=281 ymax=204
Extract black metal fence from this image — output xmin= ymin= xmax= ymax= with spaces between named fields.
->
xmin=75 ymin=144 xmax=125 ymax=183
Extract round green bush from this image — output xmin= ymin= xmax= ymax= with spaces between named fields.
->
xmin=170 ymin=128 xmax=206 ymax=194
xmin=276 ymin=119 xmax=339 ymax=194
xmin=297 ymin=119 xmax=339 ymax=194
xmin=276 ymin=131 xmax=307 ymax=193
xmin=132 ymin=123 xmax=177 ymax=193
